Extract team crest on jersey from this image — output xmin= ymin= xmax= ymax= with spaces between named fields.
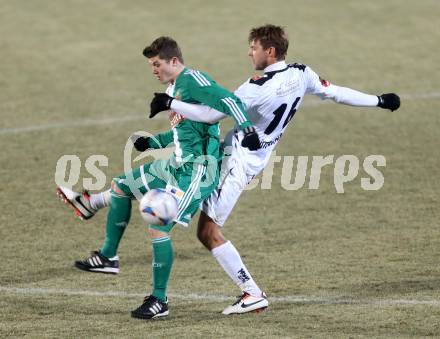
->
xmin=168 ymin=92 xmax=184 ymax=128
xmin=169 ymin=111 xmax=185 ymax=128
xmin=319 ymin=77 xmax=330 ymax=87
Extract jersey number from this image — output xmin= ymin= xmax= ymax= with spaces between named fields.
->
xmin=264 ymin=97 xmax=301 ymax=135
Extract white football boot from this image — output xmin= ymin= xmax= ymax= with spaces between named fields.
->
xmin=56 ymin=186 xmax=97 ymax=220
xmin=222 ymin=292 xmax=269 ymax=315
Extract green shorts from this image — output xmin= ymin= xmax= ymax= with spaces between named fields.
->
xmin=113 ymin=157 xmax=219 ymax=232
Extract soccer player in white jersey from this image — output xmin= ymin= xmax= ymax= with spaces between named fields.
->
xmin=149 ymin=24 xmax=401 ymax=314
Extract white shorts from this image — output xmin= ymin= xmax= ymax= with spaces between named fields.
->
xmin=201 ymin=130 xmax=264 ymax=227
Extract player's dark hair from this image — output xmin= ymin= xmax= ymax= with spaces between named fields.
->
xmin=143 ymin=36 xmax=184 ymax=63
xmin=248 ymin=24 xmax=289 ymax=60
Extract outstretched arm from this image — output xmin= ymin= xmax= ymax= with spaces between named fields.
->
xmin=305 ymin=67 xmax=400 ymax=111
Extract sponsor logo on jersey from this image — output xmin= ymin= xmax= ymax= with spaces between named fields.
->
xmin=260 ymin=133 xmax=284 ymax=149
xmin=319 ymin=77 xmax=330 ymax=87
xmin=276 ymin=79 xmax=299 ymax=96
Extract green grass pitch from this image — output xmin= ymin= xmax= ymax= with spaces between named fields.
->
xmin=1 ymin=0 xmax=439 ymax=337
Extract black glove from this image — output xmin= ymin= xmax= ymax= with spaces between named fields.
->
xmin=377 ymin=93 xmax=400 ymax=111
xmin=149 ymin=92 xmax=174 ymax=118
xmin=131 ymin=134 xmax=150 ymax=152
xmin=241 ymin=126 xmax=261 ymax=151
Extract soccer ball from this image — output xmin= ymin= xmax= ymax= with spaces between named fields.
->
xmin=139 ymin=189 xmax=179 ymax=225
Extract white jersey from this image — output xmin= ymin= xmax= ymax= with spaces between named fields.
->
xmin=233 ymin=61 xmax=378 ymax=173
xmin=171 ymin=60 xmax=378 ymax=174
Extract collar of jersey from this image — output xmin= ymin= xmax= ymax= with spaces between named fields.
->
xmin=175 ymin=67 xmax=189 ymax=83
xmin=264 ymin=61 xmax=287 ymax=74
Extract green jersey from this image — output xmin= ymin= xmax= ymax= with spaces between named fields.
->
xmin=174 ymin=68 xmax=252 ymax=130
xmin=149 ymin=67 xmax=253 ymax=164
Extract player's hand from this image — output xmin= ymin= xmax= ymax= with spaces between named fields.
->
xmin=149 ymin=93 xmax=174 ymax=118
xmin=241 ymin=126 xmax=261 ymax=151
xmin=131 ymin=134 xmax=151 ymax=152
xmin=377 ymin=93 xmax=400 ymax=111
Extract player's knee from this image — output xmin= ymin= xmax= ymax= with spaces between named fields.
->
xmin=197 ymin=212 xmax=211 ymax=243
xmin=197 ymin=212 xmax=226 ymax=250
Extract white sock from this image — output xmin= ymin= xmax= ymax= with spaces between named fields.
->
xmin=89 ymin=189 xmax=111 ymax=210
xmin=211 ymin=240 xmax=262 ymax=297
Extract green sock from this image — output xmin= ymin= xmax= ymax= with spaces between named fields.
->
xmin=100 ymin=194 xmax=131 ymax=258
xmin=151 ymin=235 xmax=174 ymax=302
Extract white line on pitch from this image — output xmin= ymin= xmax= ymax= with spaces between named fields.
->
xmin=0 ymin=115 xmax=146 ymax=135
xmin=1 ymin=92 xmax=439 ymax=136
xmin=1 ymin=286 xmax=439 ymax=306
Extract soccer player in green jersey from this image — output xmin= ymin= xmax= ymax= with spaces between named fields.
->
xmin=56 ymin=37 xmax=261 ymax=319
